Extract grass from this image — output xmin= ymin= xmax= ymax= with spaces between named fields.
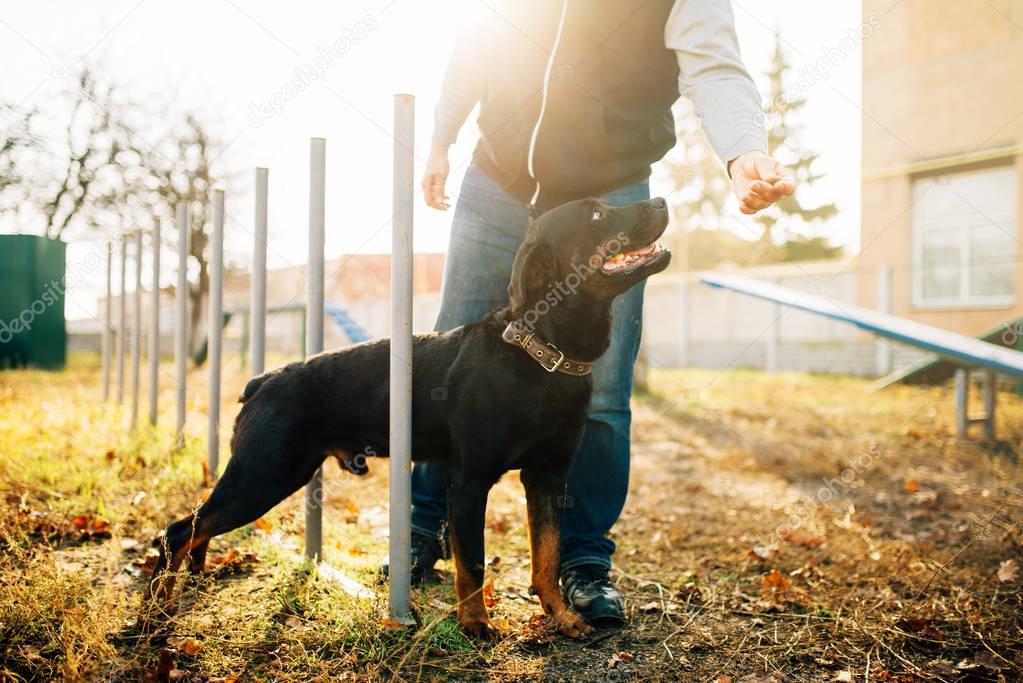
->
xmin=1 ymin=356 xmax=1022 ymax=681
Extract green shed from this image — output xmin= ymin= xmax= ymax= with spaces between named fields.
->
xmin=0 ymin=235 xmax=67 ymax=370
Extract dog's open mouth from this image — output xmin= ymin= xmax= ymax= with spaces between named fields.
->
xmin=601 ymin=242 xmax=667 ymax=275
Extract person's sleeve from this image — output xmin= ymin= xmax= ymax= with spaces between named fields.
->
xmin=432 ymin=22 xmax=487 ymax=147
xmin=665 ymin=0 xmax=768 ymax=169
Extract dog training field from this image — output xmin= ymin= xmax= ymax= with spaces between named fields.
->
xmin=2 ymin=357 xmax=1020 ymax=681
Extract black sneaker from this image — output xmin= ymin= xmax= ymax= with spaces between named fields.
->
xmin=561 ymin=564 xmax=626 ymax=626
xmin=381 ymin=532 xmax=447 ymax=586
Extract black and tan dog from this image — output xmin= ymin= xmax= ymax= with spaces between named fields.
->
xmin=147 ymin=196 xmax=671 ymax=639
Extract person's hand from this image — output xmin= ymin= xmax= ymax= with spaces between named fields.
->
xmin=728 ymin=151 xmax=796 ymax=215
xmin=422 ymin=144 xmax=451 ymax=210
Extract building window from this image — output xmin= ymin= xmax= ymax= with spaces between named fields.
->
xmin=912 ymin=165 xmax=1018 ymax=308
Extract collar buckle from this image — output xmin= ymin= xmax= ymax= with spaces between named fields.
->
xmin=542 ymin=346 xmax=566 ymax=373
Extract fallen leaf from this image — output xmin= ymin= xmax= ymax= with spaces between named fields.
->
xmin=71 ymin=514 xmax=112 ymax=539
xmin=483 ymin=580 xmax=499 ymax=608
xmin=996 ymin=558 xmax=1019 ymax=583
xmin=904 ymin=479 xmax=920 ymax=494
xmin=207 ymin=549 xmax=259 ymax=574
xmin=254 ymin=517 xmax=273 ymax=532
xmin=516 ymin=613 xmax=555 ymax=647
xmin=167 ymin=636 xmax=203 ymax=656
xmin=378 ymin=617 xmax=407 ymax=630
xmin=763 ymin=569 xmax=791 ymax=595
xmin=896 ymin=616 xmax=944 ymax=642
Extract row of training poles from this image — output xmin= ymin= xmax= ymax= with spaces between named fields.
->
xmin=98 ymin=94 xmax=417 ymax=623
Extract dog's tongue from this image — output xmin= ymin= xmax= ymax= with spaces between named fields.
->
xmin=602 ymin=243 xmax=660 ymax=273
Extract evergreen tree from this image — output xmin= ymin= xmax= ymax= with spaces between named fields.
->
xmin=757 ymin=32 xmax=838 ymax=245
xmin=659 ymin=99 xmax=734 ymax=271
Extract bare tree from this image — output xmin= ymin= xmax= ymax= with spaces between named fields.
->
xmin=38 ymin=69 xmax=145 ymax=240
xmin=145 ymin=114 xmax=233 ymax=359
xmin=0 ymin=105 xmax=41 ymax=217
xmin=3 ymin=65 xmax=234 ymax=359
xmin=757 ymin=33 xmax=838 ymax=245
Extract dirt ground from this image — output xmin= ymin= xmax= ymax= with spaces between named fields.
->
xmin=1 ymin=358 xmax=1022 ymax=681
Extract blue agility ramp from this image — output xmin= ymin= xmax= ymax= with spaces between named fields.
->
xmin=700 ymin=272 xmax=1023 ymax=439
xmin=325 ymin=301 xmax=373 ymax=344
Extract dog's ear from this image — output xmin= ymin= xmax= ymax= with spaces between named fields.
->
xmin=507 ymin=235 xmax=556 ymax=316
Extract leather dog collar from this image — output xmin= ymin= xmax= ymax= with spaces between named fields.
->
xmin=501 ymin=321 xmax=593 ymax=376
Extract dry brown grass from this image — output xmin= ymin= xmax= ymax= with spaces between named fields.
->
xmin=1 ymin=357 xmax=1021 ymax=681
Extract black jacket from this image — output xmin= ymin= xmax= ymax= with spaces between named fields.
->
xmin=436 ymin=0 xmax=680 ymax=211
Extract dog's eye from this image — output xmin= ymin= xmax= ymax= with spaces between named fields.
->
xmin=592 ymin=209 xmax=603 ymax=220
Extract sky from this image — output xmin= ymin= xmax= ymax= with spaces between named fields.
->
xmin=0 ymin=0 xmax=864 ymax=320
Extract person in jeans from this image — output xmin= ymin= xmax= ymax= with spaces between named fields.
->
xmin=397 ymin=0 xmax=795 ymax=625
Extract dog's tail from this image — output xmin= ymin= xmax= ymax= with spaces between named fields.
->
xmin=239 ymin=374 xmax=270 ymax=403
xmin=238 ymin=363 xmax=300 ymax=403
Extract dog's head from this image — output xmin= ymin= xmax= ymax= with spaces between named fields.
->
xmin=507 ymin=197 xmax=672 ymax=316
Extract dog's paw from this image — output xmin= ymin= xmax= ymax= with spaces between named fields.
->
xmin=458 ymin=616 xmax=500 ymax=641
xmin=555 ymin=610 xmax=593 ymax=639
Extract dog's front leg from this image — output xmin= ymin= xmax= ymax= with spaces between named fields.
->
xmin=521 ymin=465 xmax=594 ymax=638
xmin=447 ymin=478 xmax=495 ymax=640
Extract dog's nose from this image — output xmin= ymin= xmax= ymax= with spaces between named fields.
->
xmin=650 ymin=197 xmax=666 ymax=210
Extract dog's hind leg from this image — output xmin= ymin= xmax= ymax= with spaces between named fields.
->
xmin=147 ymin=431 xmax=324 ymax=610
xmin=145 ymin=513 xmax=213 ymax=611
xmin=187 ymin=539 xmax=210 ymax=574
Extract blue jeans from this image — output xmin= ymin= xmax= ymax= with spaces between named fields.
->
xmin=411 ymin=165 xmax=648 ymax=571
